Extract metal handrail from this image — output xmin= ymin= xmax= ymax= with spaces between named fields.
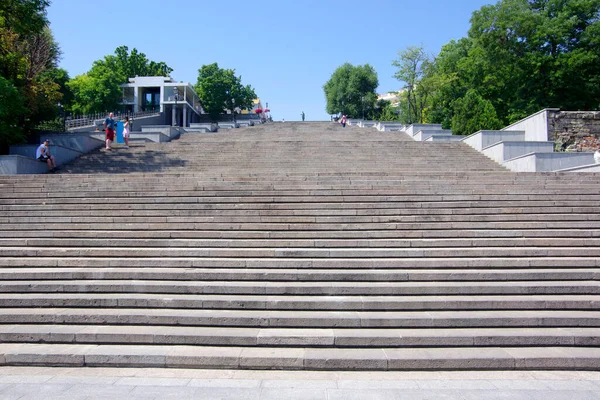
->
xmin=65 ymin=109 xmax=161 ymax=130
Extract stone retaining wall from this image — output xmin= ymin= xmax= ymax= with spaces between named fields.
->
xmin=548 ymin=110 xmax=600 ymax=151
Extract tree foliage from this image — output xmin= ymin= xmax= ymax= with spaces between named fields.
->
xmin=393 ymin=46 xmax=433 ymax=124
xmin=394 ymin=0 xmax=600 ymax=134
xmin=451 ymin=89 xmax=503 ymax=134
xmin=113 ymin=46 xmax=173 ymax=79
xmin=194 ymin=63 xmax=256 ymax=122
xmin=0 ymin=0 xmax=63 ymax=150
xmin=323 ymin=63 xmax=378 ymax=118
xmin=68 ymin=46 xmax=173 ymax=115
xmin=0 ymin=0 xmax=49 ymax=36
xmin=0 ymin=77 xmax=27 ymax=150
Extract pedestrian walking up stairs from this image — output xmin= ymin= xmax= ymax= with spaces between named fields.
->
xmin=1 ymin=122 xmax=600 ymax=370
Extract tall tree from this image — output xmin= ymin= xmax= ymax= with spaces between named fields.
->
xmin=403 ymin=0 xmax=600 ymax=134
xmin=194 ymin=63 xmax=256 ymax=122
xmin=0 ymin=77 xmax=27 ymax=150
xmin=451 ymin=89 xmax=503 ymax=134
xmin=114 ymin=46 xmax=173 ymax=79
xmin=323 ymin=63 xmax=378 ymax=118
xmin=68 ymin=46 xmax=173 ymax=115
xmin=466 ymin=0 xmax=600 ymax=122
xmin=0 ymin=0 xmax=49 ymax=36
xmin=67 ymin=61 xmax=123 ymax=115
xmin=392 ymin=46 xmax=445 ymax=124
xmin=0 ymin=0 xmax=62 ymax=150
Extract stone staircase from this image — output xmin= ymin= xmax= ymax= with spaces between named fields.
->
xmin=1 ymin=122 xmax=600 ymax=370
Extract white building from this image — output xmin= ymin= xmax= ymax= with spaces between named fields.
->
xmin=377 ymin=90 xmax=404 ymax=107
xmin=120 ymin=76 xmax=203 ymax=127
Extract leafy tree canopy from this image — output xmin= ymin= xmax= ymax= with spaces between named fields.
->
xmin=0 ymin=0 xmax=62 ymax=150
xmin=0 ymin=0 xmax=49 ymax=36
xmin=67 ymin=46 xmax=173 ymax=115
xmin=194 ymin=63 xmax=256 ymax=122
xmin=323 ymin=63 xmax=378 ymax=118
xmin=397 ymin=0 xmax=600 ymax=134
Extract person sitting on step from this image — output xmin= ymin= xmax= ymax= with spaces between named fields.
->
xmin=36 ymin=139 xmax=58 ymax=173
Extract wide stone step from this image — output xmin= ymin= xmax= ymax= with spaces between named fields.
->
xmin=3 ymin=194 xmax=600 ymax=205
xmin=0 ymin=308 xmax=598 ymax=328
xmin=0 ymin=293 xmax=597 ymax=310
xmin=2 ymin=214 xmax=599 ymax=224
xmin=0 ymin=343 xmax=598 ymax=370
xmin=2 ymin=246 xmax=600 ymax=259
xmin=6 ymin=178 xmax=600 ymax=188
xmin=0 ymin=267 xmax=595 ymax=281
xmin=1 ymin=256 xmax=597 ymax=269
xmin=0 ymin=280 xmax=597 ymax=295
xmin=0 ymin=325 xmax=598 ymax=347
xmin=1 ymin=229 xmax=598 ymax=240
xmin=4 ymin=178 xmax=596 ymax=187
xmin=3 ymin=185 xmax=600 ymax=196
xmin=3 ymin=206 xmax=600 ymax=217
xmin=3 ymin=237 xmax=600 ymax=249
xmin=3 ymin=199 xmax=599 ymax=210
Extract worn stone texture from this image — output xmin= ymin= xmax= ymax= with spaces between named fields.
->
xmin=1 ymin=122 xmax=600 ymax=371
xmin=548 ymin=110 xmax=600 ymax=151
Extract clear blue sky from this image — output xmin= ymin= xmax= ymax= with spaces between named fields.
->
xmin=47 ymin=0 xmax=493 ymax=121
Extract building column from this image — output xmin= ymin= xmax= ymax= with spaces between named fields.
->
xmin=183 ymin=106 xmax=187 ymax=127
xmin=159 ymin=86 xmax=164 ymax=113
xmin=172 ymin=105 xmax=176 ymax=126
xmin=134 ymin=86 xmax=139 ymax=113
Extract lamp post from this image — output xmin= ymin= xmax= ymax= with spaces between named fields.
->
xmin=172 ymin=86 xmax=178 ymax=126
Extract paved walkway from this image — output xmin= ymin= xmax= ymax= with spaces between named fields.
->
xmin=0 ymin=367 xmax=598 ymax=399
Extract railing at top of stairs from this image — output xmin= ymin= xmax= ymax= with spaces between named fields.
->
xmin=65 ymin=109 xmax=161 ymax=130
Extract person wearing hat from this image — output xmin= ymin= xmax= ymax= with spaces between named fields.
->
xmin=36 ymin=139 xmax=57 ymax=173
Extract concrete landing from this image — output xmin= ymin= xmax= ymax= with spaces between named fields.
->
xmin=0 ymin=367 xmax=598 ymax=399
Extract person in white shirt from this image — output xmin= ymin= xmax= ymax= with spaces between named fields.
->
xmin=122 ymin=116 xmax=130 ymax=148
xmin=36 ymin=139 xmax=57 ymax=173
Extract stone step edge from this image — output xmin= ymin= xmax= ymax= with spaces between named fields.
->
xmin=0 ymin=293 xmax=599 ymax=311
xmin=1 ymin=308 xmax=600 ymax=329
xmin=0 ymin=343 xmax=597 ymax=370
xmin=1 ymin=257 xmax=598 ymax=269
xmin=0 ymin=268 xmax=596 ymax=282
xmin=0 ymin=325 xmax=599 ymax=347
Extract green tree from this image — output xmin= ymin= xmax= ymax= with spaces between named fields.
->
xmin=68 ymin=60 xmax=124 ymax=115
xmin=392 ymin=45 xmax=447 ymax=124
xmin=194 ymin=63 xmax=256 ymax=122
xmin=323 ymin=63 xmax=378 ymax=118
xmin=451 ymin=89 xmax=503 ymax=135
xmin=411 ymin=0 xmax=600 ymax=132
xmin=0 ymin=0 xmax=63 ymax=150
xmin=114 ymin=46 xmax=173 ymax=79
xmin=465 ymin=0 xmax=600 ymax=122
xmin=68 ymin=46 xmax=173 ymax=115
xmin=0 ymin=77 xmax=27 ymax=152
xmin=378 ymin=101 xmax=401 ymax=122
xmin=425 ymin=39 xmax=470 ymax=128
xmin=0 ymin=0 xmax=49 ymax=37
xmin=41 ymin=67 xmax=72 ymax=108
